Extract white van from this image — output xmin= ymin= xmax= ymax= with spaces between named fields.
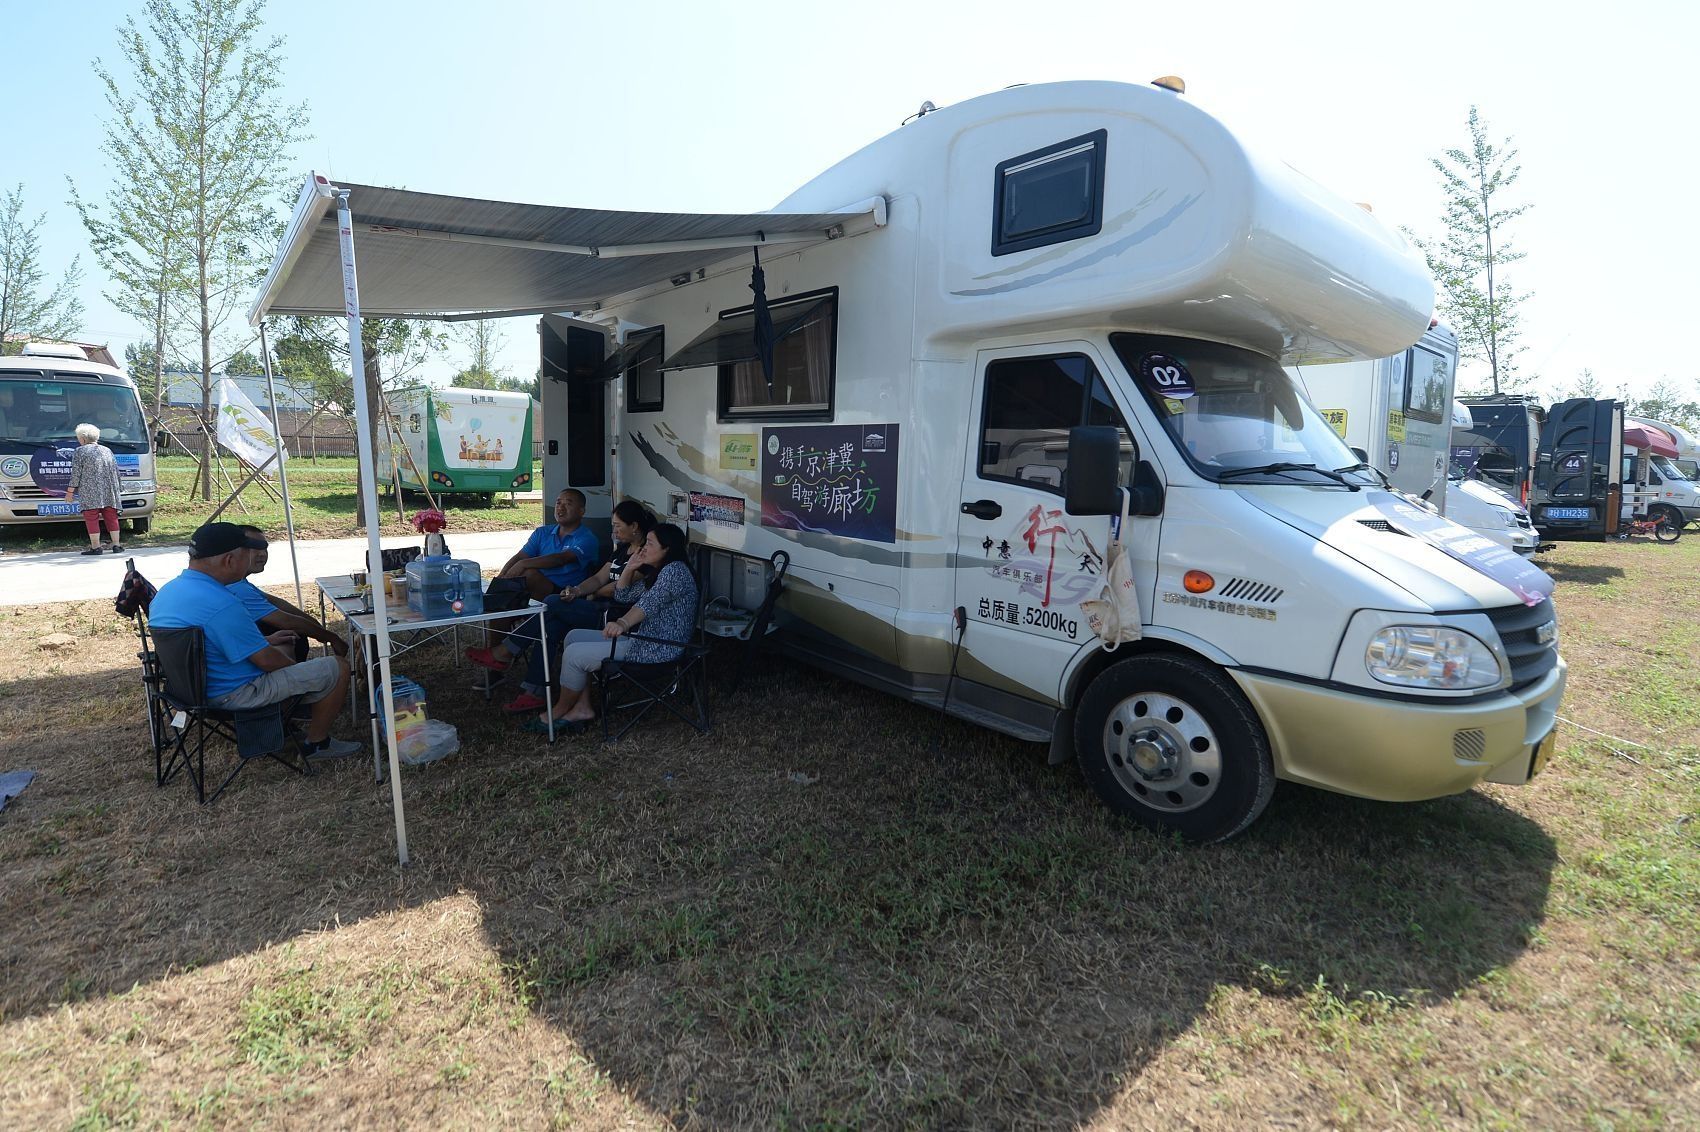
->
xmin=253 ymin=79 xmax=1567 ymax=841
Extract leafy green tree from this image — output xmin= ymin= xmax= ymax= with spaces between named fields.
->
xmin=224 ymin=348 xmax=262 ymax=375
xmin=0 ymin=185 xmax=85 ymax=352
xmin=497 ymin=376 xmax=539 ymax=399
xmin=89 ymin=0 xmax=309 ymax=498
xmin=1410 ymin=108 xmax=1531 ymax=395
xmin=1627 ymin=380 xmax=1700 ymax=430
xmin=451 ymin=366 xmax=499 ymax=389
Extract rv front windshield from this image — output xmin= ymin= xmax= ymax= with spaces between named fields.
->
xmin=1110 ymin=333 xmax=1373 ymax=487
xmin=1651 ymin=454 xmax=1694 ymax=484
xmin=0 ymin=376 xmax=150 ymax=454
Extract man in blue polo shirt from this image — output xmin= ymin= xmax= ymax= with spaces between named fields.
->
xmin=150 ymin=522 xmax=361 ymax=759
xmin=473 ymin=488 xmax=601 ymax=654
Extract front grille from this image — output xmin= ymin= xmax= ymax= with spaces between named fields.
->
xmin=10 ymin=484 xmax=52 ymax=500
xmin=1514 ymin=513 xmax=1534 ymax=530
xmin=1483 ymin=598 xmax=1559 ymax=692
xmin=1453 ymin=728 xmax=1487 ymax=761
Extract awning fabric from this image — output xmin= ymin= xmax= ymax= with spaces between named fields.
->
xmin=1624 ymin=422 xmax=1679 ymax=457
xmin=660 ymin=294 xmax=833 ymax=371
xmin=249 ymin=175 xmax=885 ymax=324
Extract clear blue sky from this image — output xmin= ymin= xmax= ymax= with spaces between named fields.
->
xmin=5 ymin=0 xmax=1693 ymax=400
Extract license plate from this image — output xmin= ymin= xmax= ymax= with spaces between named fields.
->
xmin=1545 ymin=506 xmax=1591 ymax=520
xmin=36 ymin=502 xmax=80 ymax=516
xmin=1529 ymin=728 xmax=1558 ymax=779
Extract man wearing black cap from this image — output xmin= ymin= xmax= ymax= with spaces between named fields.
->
xmin=149 ymin=521 xmax=360 ymax=759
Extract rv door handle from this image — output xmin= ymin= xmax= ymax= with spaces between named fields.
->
xmin=960 ymin=499 xmax=1002 ymax=520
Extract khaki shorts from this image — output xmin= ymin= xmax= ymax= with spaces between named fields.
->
xmin=212 ymin=655 xmax=342 ymax=712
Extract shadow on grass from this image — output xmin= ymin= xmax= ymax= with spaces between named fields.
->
xmin=0 ymin=643 xmax=1557 ymax=1127
xmin=1540 ymin=559 xmax=1626 ymax=586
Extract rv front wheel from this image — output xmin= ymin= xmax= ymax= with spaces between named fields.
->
xmin=1074 ymin=654 xmax=1274 ymax=843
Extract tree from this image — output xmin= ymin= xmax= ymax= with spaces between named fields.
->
xmin=452 ymin=318 xmax=507 ymax=378
xmin=1627 ymin=380 xmax=1700 ymax=431
xmin=451 ymin=366 xmax=499 ymax=389
xmin=89 ymin=0 xmax=309 ymax=499
xmin=0 ymin=185 xmax=85 ymax=352
xmin=498 ymin=375 xmax=539 ymax=399
xmin=1410 ymin=108 xmax=1531 ymax=395
xmin=224 ymin=348 xmax=262 ymax=375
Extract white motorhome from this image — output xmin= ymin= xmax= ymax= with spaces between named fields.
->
xmin=1625 ymin=416 xmax=1700 ymax=527
xmin=252 ymin=79 xmax=1566 ymax=842
xmin=1288 ymin=321 xmax=1460 ymax=506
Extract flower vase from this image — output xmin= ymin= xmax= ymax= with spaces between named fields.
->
xmin=424 ymin=532 xmax=446 ymax=558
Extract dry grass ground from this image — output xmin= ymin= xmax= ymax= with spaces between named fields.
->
xmin=0 ymin=537 xmax=1696 ymax=1129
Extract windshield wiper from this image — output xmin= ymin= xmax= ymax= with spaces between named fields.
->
xmin=1216 ymin=462 xmax=1360 ymax=491
xmin=1331 ymin=461 xmax=1389 ymax=489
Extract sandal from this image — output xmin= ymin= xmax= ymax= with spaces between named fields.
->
xmin=80 ymin=547 xmax=105 ymax=556
xmin=519 ymin=716 xmax=585 ymax=736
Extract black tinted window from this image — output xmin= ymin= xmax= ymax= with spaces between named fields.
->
xmin=979 ymin=354 xmax=1132 ymax=492
xmin=993 ymin=130 xmax=1106 ymax=256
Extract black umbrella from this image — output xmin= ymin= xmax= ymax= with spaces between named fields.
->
xmin=750 ymin=244 xmax=776 ymax=391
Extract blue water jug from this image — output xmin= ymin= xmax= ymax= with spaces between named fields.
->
xmin=443 ymin=559 xmax=484 ymax=617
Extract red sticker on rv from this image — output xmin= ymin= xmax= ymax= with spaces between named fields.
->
xmin=1140 ymin=354 xmax=1194 ymax=399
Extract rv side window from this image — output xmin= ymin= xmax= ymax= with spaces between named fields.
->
xmin=623 ymin=327 xmax=665 ymax=413
xmin=718 ymin=293 xmax=836 ymax=420
xmin=1405 ymin=345 xmax=1449 ymax=423
xmin=979 ymin=354 xmax=1133 ymax=493
xmin=992 ymin=130 xmax=1107 ymax=256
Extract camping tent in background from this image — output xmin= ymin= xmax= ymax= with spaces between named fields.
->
xmin=247 ymin=172 xmax=884 ymax=866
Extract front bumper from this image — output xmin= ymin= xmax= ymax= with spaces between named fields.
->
xmin=1231 ymin=657 xmax=1567 ymax=801
xmin=0 ymin=493 xmax=155 ymax=524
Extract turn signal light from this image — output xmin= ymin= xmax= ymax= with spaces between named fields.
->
xmin=1184 ymin=570 xmax=1214 ymax=593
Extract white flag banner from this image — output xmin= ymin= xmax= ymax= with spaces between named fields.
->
xmin=216 ymin=377 xmax=287 ymax=469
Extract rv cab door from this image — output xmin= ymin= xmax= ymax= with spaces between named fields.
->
xmin=539 ymin=315 xmax=614 ymax=535
xmin=954 ymin=344 xmax=1155 ymax=699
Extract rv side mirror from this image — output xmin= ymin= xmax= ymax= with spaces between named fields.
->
xmin=1066 ymin=426 xmax=1125 ymax=516
xmin=1350 ymin=446 xmax=1370 ymax=465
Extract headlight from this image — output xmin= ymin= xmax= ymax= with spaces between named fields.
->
xmin=126 ymin=480 xmax=157 ymax=492
xmin=1499 ymin=510 xmax=1521 ymax=527
xmin=1366 ymin=626 xmax=1504 ymax=690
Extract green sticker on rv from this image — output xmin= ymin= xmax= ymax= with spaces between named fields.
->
xmin=720 ymin=433 xmax=758 ymax=470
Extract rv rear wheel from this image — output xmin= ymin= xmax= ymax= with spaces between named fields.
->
xmin=1074 ymin=654 xmax=1274 ymax=843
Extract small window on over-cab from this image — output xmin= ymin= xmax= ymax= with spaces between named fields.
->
xmin=979 ymin=353 xmax=1134 ymax=493
xmin=992 ymin=130 xmax=1107 ymax=256
xmin=1405 ymin=345 xmax=1449 ymax=424
xmin=621 ymin=327 xmax=665 ymax=413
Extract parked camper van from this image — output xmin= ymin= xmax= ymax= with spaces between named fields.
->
xmin=1289 ymin=322 xmax=1459 ymax=506
xmin=0 ymin=343 xmax=157 ymax=533
xmin=531 ymin=80 xmax=1565 ymax=841
xmin=1533 ymin=398 xmax=1624 ymax=538
xmin=387 ymin=385 xmax=535 ymax=502
xmin=1456 ymin=395 xmax=1545 ymax=511
xmin=249 ymin=79 xmax=1567 ymax=841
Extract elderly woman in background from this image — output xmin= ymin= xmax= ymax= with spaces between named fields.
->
xmin=66 ymin=422 xmax=126 ymax=555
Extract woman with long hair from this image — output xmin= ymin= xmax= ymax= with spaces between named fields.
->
xmin=523 ymin=522 xmax=697 ymax=734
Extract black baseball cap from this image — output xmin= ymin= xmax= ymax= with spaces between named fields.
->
xmin=188 ymin=521 xmax=266 ymax=559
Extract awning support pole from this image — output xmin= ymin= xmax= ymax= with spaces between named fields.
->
xmin=257 ymin=320 xmax=304 ymax=609
xmin=337 ymin=189 xmax=410 ymax=868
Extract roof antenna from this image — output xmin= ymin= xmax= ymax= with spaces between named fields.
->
xmin=901 ymin=100 xmax=937 ymax=126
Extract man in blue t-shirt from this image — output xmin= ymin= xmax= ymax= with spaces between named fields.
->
xmin=227 ymin=525 xmax=349 ymax=662
xmin=150 ymin=522 xmax=361 ymax=759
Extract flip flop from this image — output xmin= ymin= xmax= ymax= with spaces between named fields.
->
xmin=519 ymin=716 xmax=585 ymax=736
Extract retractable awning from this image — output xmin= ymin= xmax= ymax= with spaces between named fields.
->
xmin=248 ymin=174 xmax=886 ymax=324
xmin=1624 ymin=422 xmax=1679 ymax=458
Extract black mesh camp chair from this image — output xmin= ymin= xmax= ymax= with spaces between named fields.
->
xmin=151 ymin=627 xmax=311 ymax=804
xmin=114 ymin=559 xmax=177 ymax=786
xmin=590 ymin=562 xmax=713 ymax=742
xmin=718 ymin=550 xmax=790 ymax=698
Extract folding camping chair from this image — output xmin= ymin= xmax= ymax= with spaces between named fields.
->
xmin=592 ymin=631 xmax=713 ymax=742
xmin=151 ymin=627 xmax=312 ymax=804
xmin=114 ymin=559 xmax=177 ymax=787
xmin=719 ymin=550 xmax=788 ymax=698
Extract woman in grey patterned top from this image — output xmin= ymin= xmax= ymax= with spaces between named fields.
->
xmin=66 ymin=423 xmax=126 ymax=555
xmin=524 ymin=523 xmax=698 ymax=734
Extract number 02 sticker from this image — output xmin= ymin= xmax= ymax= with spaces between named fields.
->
xmin=1140 ymin=354 xmax=1194 ymax=399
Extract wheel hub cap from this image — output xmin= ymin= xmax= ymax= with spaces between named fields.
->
xmin=1100 ymin=691 xmax=1224 ymax=813
xmin=1129 ymin=728 xmax=1178 ymax=780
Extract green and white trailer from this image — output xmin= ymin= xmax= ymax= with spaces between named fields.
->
xmin=387 ymin=385 xmax=535 ymax=500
